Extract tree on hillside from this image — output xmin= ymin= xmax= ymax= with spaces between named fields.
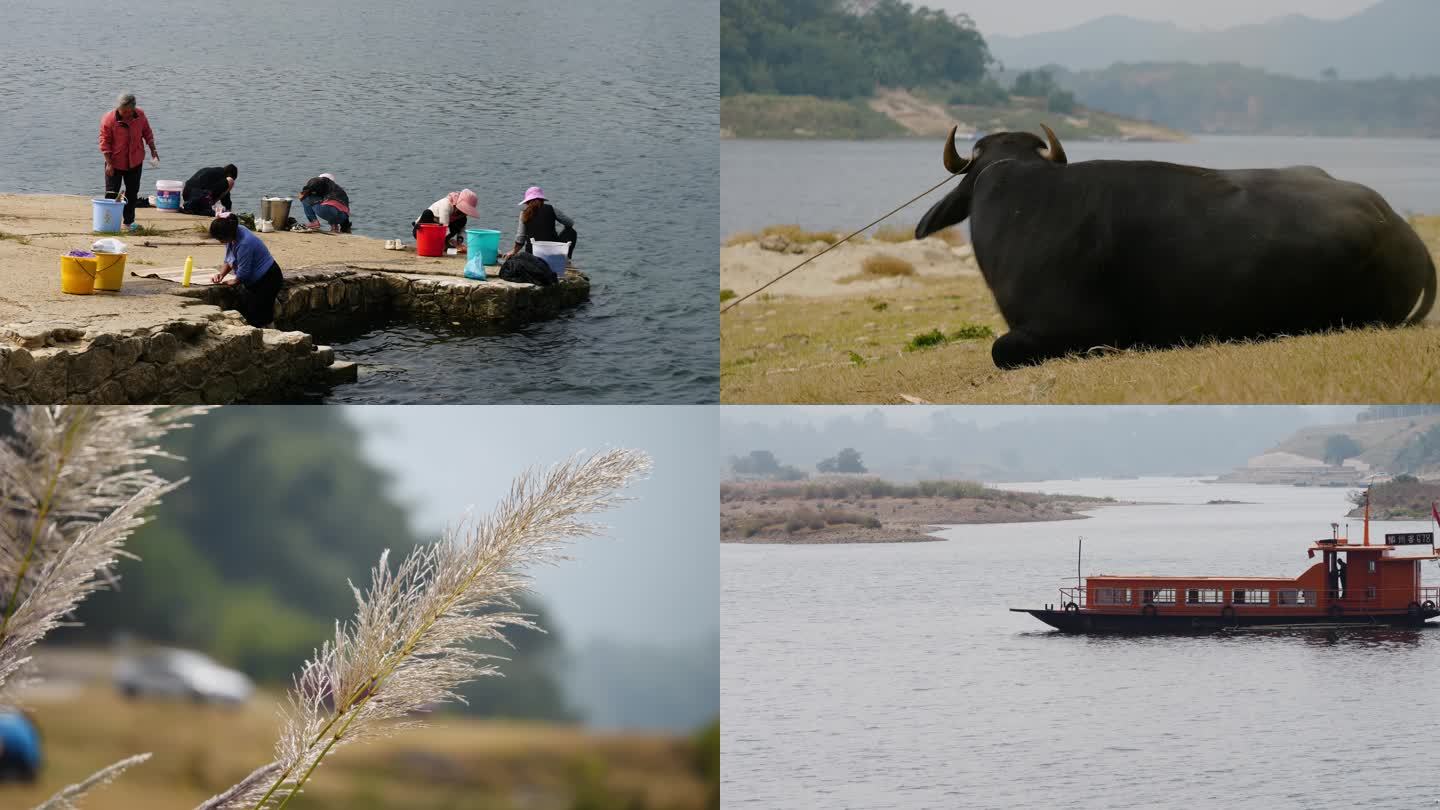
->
xmin=721 ymin=0 xmax=992 ymax=98
xmin=732 ymin=449 xmax=782 ymax=476
xmin=818 ymin=447 xmax=868 ymax=474
xmin=731 ymin=449 xmax=807 ymax=480
xmin=1324 ymin=434 xmax=1363 ymax=466
xmin=1012 ymin=69 xmax=1059 ymax=97
xmin=1395 ymin=425 xmax=1440 ymax=474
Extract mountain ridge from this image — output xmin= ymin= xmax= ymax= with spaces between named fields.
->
xmin=988 ymin=0 xmax=1440 ymax=79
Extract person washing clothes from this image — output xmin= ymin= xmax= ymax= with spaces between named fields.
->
xmin=181 ymin=164 xmax=237 ymax=215
xmin=97 ymin=92 xmax=159 ymax=233
xmin=208 ymin=212 xmax=284 ymax=327
xmin=499 ymin=186 xmax=577 ymax=261
xmin=413 ymin=189 xmax=479 ymax=250
xmin=299 ymin=172 xmax=351 ymax=233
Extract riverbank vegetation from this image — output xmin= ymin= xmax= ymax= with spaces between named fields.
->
xmin=721 ymin=477 xmax=1116 ymax=543
xmin=1348 ymin=475 xmax=1440 ymax=520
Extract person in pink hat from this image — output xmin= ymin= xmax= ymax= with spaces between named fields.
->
xmin=500 ymin=186 xmax=578 ymax=262
xmin=413 ymin=189 xmax=480 ymax=250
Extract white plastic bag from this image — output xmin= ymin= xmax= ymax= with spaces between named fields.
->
xmin=91 ymin=237 xmax=128 ymax=254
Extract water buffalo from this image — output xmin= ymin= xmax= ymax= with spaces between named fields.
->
xmin=915 ymin=125 xmax=1437 ymax=369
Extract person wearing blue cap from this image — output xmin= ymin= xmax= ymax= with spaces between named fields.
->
xmin=0 ymin=708 xmax=41 ymax=782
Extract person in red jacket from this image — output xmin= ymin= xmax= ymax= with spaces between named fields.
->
xmin=98 ymin=92 xmax=159 ymax=232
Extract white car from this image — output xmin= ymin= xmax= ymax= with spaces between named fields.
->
xmin=114 ymin=648 xmax=253 ymax=705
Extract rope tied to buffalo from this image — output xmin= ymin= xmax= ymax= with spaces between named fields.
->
xmin=719 ymin=174 xmax=955 ymax=315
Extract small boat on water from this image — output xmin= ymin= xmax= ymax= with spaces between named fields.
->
xmin=1012 ymin=492 xmax=1440 ymax=633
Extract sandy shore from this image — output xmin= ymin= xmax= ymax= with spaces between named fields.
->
xmin=721 ymin=236 xmax=978 ymax=300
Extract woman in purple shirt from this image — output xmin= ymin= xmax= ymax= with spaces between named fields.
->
xmin=208 ymin=213 xmax=284 ymax=327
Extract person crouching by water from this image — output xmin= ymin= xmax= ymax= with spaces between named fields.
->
xmin=98 ymin=92 xmax=159 ymax=233
xmin=181 ymin=164 xmax=237 ymax=215
xmin=413 ymin=189 xmax=479 ymax=250
xmin=299 ymin=172 xmax=351 ymax=233
xmin=499 ymin=186 xmax=577 ymax=262
xmin=209 ymin=212 xmax=283 ymax=327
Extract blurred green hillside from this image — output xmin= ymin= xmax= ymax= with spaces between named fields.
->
xmin=44 ymin=407 xmax=574 ymax=722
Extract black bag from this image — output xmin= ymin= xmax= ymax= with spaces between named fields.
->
xmin=498 ymin=253 xmax=557 ymax=286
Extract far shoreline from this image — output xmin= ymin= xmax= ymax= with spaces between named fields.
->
xmin=720 ymin=478 xmax=1123 ymax=545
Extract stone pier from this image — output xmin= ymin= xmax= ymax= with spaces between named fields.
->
xmin=0 ymin=194 xmax=590 ymax=403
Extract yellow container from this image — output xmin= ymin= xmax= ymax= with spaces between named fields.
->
xmin=60 ymin=255 xmax=97 ymax=295
xmin=94 ymin=252 xmax=127 ymax=292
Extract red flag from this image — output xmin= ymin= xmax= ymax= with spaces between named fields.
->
xmin=1433 ymin=501 xmax=1440 ymax=527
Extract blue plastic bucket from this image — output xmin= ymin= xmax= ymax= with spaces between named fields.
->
xmin=465 ymin=229 xmax=501 ymax=265
xmin=92 ymin=199 xmax=124 ymax=232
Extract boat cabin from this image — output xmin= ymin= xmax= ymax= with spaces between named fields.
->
xmin=1059 ymin=524 xmax=1438 ymax=620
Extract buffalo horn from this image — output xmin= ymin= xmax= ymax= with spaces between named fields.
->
xmin=942 ymin=126 xmax=972 ymax=174
xmin=1038 ymin=124 xmax=1067 ymax=164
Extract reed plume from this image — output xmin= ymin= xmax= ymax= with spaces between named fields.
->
xmin=203 ymin=448 xmax=651 ymax=810
xmin=33 ymin=753 xmax=154 ymax=810
xmin=0 ymin=405 xmax=208 ymax=809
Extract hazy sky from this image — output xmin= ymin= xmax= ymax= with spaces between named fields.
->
xmin=943 ymin=0 xmax=1379 ymax=37
xmin=347 ymin=406 xmax=716 ymax=650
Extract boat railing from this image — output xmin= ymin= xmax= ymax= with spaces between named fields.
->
xmin=1054 ymin=585 xmax=1440 ymax=610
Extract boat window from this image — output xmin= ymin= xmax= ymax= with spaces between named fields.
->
xmin=1277 ymin=589 xmax=1316 ymax=606
xmin=1367 ymin=561 xmax=1376 ymax=574
xmin=1141 ymin=588 xmax=1176 ymax=605
xmin=1185 ymin=588 xmax=1223 ymax=604
xmin=1366 ymin=586 xmax=1377 ymax=600
xmin=1093 ymin=588 xmax=1130 ymax=605
xmin=1233 ymin=589 xmax=1270 ymax=606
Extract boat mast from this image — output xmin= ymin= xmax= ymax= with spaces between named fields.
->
xmin=1077 ymin=536 xmax=1083 ymax=592
xmin=1363 ymin=486 xmax=1370 ymax=547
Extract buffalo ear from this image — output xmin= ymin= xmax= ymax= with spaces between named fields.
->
xmin=915 ymin=183 xmax=971 ymax=239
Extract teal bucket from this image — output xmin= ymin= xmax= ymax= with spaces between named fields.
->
xmin=92 ymin=199 xmax=124 ymax=233
xmin=465 ymin=229 xmax=501 ymax=265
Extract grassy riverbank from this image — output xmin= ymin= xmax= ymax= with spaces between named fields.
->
xmin=720 ymin=478 xmax=1116 ymax=544
xmin=720 ymin=216 xmax=1440 ymax=404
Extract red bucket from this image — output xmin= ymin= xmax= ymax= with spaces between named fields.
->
xmin=416 ymin=223 xmax=447 ymax=257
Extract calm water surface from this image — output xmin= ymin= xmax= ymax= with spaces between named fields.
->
xmin=721 ymin=136 xmax=1440 ymax=236
xmin=721 ymin=478 xmax=1440 ymax=809
xmin=0 ymin=0 xmax=717 ymax=403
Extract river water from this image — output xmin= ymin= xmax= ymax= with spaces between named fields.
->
xmin=721 ymin=136 xmax=1440 ymax=237
xmin=0 ymin=0 xmax=717 ymax=404
xmin=721 ymin=478 xmax=1440 ymax=809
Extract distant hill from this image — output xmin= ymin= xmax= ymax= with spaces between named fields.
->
xmin=1051 ymin=62 xmax=1440 ymax=137
xmin=989 ymin=0 xmax=1440 ymax=79
xmin=1219 ymin=413 xmax=1440 ymax=484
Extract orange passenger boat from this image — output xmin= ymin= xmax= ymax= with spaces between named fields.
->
xmin=1013 ymin=492 xmax=1440 ymax=633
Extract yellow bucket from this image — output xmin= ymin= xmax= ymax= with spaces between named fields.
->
xmin=60 ymin=255 xmax=97 ymax=295
xmin=94 ymin=252 xmax=127 ymax=292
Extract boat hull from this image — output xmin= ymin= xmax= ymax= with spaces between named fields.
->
xmin=1012 ymin=607 xmax=1440 ymax=634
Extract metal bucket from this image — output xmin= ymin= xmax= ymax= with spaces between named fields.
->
xmin=261 ymin=197 xmax=293 ymax=226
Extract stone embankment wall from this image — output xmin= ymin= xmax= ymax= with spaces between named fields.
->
xmin=184 ymin=266 xmax=591 ymax=333
xmin=0 ymin=267 xmax=589 ymax=403
xmin=0 ymin=306 xmax=343 ymax=404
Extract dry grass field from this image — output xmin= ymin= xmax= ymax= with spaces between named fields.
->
xmin=2 ymin=682 xmax=713 ymax=810
xmin=720 ymin=217 xmax=1440 ymax=403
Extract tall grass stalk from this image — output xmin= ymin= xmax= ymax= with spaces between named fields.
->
xmin=205 ymin=448 xmax=651 ymax=810
xmin=0 ymin=406 xmax=207 ymax=694
xmin=0 ymin=405 xmax=208 ymax=810
xmin=33 ymin=753 xmax=153 ymax=810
